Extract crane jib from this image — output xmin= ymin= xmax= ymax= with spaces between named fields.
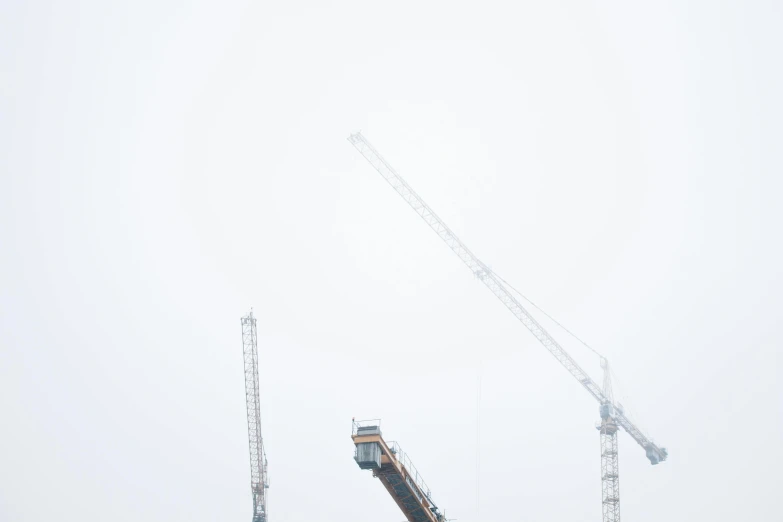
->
xmin=348 ymin=132 xmax=666 ymax=465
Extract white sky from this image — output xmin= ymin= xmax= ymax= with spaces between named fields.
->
xmin=1 ymin=1 xmax=781 ymax=521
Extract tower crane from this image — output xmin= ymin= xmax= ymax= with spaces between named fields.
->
xmin=241 ymin=311 xmax=269 ymax=522
xmin=352 ymin=419 xmax=447 ymax=522
xmin=348 ymin=132 xmax=667 ymax=522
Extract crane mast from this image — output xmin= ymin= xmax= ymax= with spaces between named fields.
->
xmin=241 ymin=311 xmax=269 ymax=522
xmin=599 ymin=358 xmax=620 ymax=522
xmin=348 ymin=132 xmax=667 ymax=522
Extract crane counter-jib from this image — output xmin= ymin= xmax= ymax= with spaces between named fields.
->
xmin=352 ymin=420 xmax=446 ymax=522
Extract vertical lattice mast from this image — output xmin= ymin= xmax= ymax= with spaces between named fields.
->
xmin=599 ymin=421 xmax=620 ymax=522
xmin=598 ymin=358 xmax=619 ymax=522
xmin=241 ymin=311 xmax=268 ymax=522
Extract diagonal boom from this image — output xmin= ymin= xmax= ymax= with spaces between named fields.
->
xmin=348 ymin=132 xmax=666 ymax=464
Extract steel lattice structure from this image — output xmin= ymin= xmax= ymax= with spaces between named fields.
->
xmin=241 ymin=312 xmax=268 ymax=522
xmin=600 ymin=420 xmax=620 ymax=522
xmin=348 ymin=132 xmax=667 ymax=522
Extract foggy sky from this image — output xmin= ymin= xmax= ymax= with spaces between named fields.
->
xmin=1 ymin=1 xmax=781 ymax=521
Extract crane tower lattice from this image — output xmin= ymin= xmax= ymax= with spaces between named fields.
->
xmin=241 ymin=311 xmax=269 ymax=522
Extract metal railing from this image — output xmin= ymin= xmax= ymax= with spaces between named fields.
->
xmin=351 ymin=419 xmax=443 ymax=519
xmin=352 ymin=418 xmax=381 ymax=436
xmin=386 ymin=440 xmax=436 ymax=507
